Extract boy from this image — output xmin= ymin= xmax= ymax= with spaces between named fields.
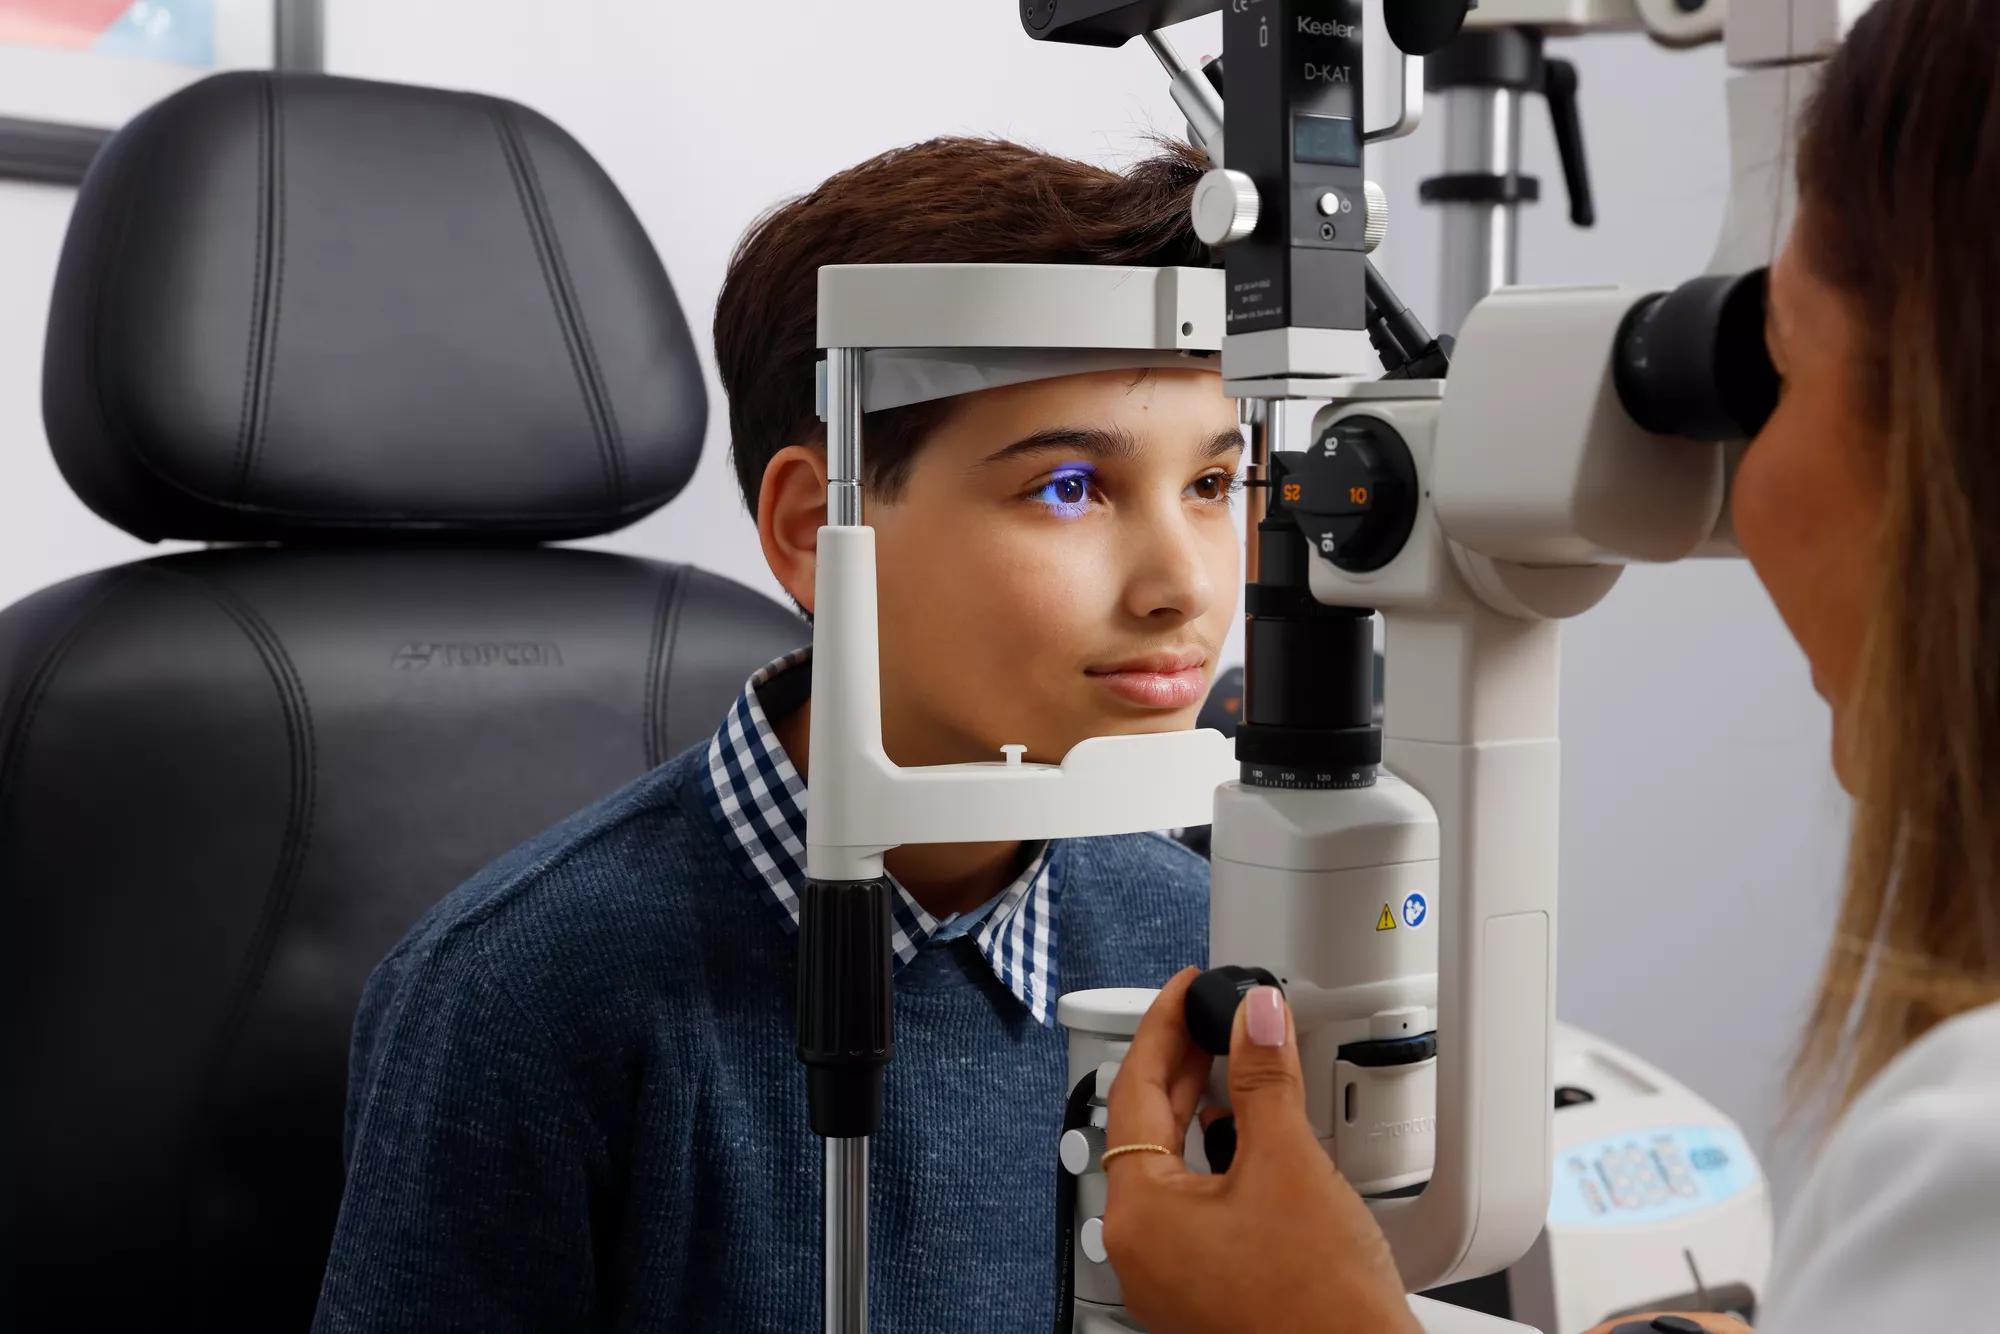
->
xmin=312 ymin=138 xmax=1241 ymax=1333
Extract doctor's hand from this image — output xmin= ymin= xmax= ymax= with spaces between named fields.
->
xmin=1100 ymin=967 xmax=1422 ymax=1334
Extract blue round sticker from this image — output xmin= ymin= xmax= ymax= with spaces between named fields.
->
xmin=1401 ymin=893 xmax=1429 ymax=929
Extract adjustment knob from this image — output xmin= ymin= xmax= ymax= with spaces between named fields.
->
xmin=1079 ymin=1216 xmax=1110 ymax=1264
xmin=1187 ymin=965 xmax=1282 ymax=1056
xmin=1060 ymin=1126 xmax=1106 ymax=1176
xmin=1272 ymin=416 xmax=1421 ymax=574
xmin=1363 ymin=180 xmax=1388 ymax=254
xmin=1192 ymin=168 xmax=1260 ymax=247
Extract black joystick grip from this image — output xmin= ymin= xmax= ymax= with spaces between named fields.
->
xmin=796 ymin=877 xmax=894 ymax=1139
xmin=1186 ymin=965 xmax=1282 ymax=1056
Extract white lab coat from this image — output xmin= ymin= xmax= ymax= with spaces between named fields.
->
xmin=1758 ymin=999 xmax=2000 ymax=1331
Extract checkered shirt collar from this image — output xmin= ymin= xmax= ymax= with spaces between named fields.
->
xmin=697 ymin=648 xmax=1063 ymax=1025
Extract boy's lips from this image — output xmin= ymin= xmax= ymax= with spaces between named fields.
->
xmin=1085 ymin=650 xmax=1209 ymax=710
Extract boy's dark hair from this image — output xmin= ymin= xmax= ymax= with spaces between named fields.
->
xmin=713 ymin=137 xmax=1212 ymax=515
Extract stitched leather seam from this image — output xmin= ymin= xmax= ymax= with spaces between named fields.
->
xmin=490 ymin=102 xmax=622 ymax=509
xmin=230 ymin=79 xmax=270 ymax=497
xmin=144 ymin=566 xmax=319 ymax=1204
xmin=507 ymin=116 xmax=628 ymax=506
xmin=234 ymin=74 xmax=285 ymax=504
xmin=642 ymin=563 xmax=687 ymax=768
xmin=655 ymin=564 xmax=694 ymax=765
xmin=0 ymin=574 xmax=138 ymax=830
xmin=240 ymin=77 xmax=287 ymax=502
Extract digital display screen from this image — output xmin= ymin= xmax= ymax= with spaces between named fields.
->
xmin=1293 ymin=113 xmax=1359 ymax=167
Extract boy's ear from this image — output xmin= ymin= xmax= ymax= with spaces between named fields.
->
xmin=757 ymin=444 xmax=830 ymax=615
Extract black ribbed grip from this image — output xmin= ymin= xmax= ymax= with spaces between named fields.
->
xmin=796 ymin=876 xmax=894 ymax=1139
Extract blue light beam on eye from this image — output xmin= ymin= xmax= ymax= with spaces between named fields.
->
xmin=1037 ymin=462 xmax=1096 ymax=519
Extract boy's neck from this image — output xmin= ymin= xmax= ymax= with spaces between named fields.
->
xmin=771 ymin=697 xmax=1028 ymax=921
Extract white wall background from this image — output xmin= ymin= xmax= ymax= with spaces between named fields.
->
xmin=0 ymin=3 xmax=1846 ymax=1208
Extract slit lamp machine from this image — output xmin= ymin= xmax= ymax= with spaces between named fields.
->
xmin=793 ymin=1 xmax=1861 ymax=1330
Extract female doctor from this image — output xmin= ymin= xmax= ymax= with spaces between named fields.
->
xmin=1100 ymin=0 xmax=2000 ymax=1330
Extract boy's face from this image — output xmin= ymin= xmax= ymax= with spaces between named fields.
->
xmin=867 ymin=368 xmax=1242 ymax=767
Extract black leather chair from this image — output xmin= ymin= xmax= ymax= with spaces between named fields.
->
xmin=1 ymin=71 xmax=804 ymax=1330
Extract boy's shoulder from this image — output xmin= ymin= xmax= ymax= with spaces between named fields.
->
xmin=376 ymin=746 xmax=726 ymax=1010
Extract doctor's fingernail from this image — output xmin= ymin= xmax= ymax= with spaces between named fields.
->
xmin=1246 ymin=986 xmax=1286 ymax=1047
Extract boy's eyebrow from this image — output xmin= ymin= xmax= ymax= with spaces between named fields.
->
xmin=1199 ymin=428 xmax=1247 ymax=459
xmin=977 ymin=425 xmax=1244 ymax=468
xmin=978 ymin=426 xmax=1140 ymax=467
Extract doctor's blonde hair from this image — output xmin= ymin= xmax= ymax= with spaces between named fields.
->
xmin=1790 ymin=0 xmax=2000 ymax=1120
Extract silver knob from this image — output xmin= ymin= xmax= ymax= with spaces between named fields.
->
xmin=1080 ymin=1216 xmax=1110 ymax=1264
xmin=1060 ymin=1126 xmax=1106 ymax=1176
xmin=1192 ymin=168 xmax=1260 ymax=247
xmin=1363 ymin=180 xmax=1388 ymax=254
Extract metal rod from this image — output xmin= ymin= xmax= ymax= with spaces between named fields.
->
xmin=1240 ymin=397 xmax=1271 ymax=585
xmin=823 ymin=1137 xmax=869 ymax=1334
xmin=817 ymin=344 xmax=870 ymax=1334
xmin=1141 ymin=29 xmax=1188 ymax=79
xmin=1147 ymin=27 xmax=1224 ymax=162
xmin=1264 ymin=400 xmax=1312 ymax=462
xmin=1437 ymin=86 xmax=1523 ymax=335
xmin=825 ymin=347 xmax=863 ymax=527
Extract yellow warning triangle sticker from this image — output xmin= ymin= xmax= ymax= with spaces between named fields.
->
xmin=1376 ymin=903 xmax=1397 ymax=931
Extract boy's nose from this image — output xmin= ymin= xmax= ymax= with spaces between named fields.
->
xmin=1120 ymin=508 xmax=1217 ymax=625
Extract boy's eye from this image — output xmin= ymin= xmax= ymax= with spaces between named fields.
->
xmin=1033 ymin=464 xmax=1097 ymax=516
xmin=1187 ymin=471 xmax=1242 ymax=503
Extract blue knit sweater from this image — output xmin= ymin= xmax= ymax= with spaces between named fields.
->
xmin=311 ymin=745 xmax=1209 ymax=1332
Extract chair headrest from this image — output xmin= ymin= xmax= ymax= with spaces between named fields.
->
xmin=42 ymin=72 xmax=706 ymax=543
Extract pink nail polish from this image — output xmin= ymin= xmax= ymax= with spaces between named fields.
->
xmin=1246 ymin=986 xmax=1286 ymax=1047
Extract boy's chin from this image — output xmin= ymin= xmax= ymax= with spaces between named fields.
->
xmin=1066 ymin=708 xmax=1200 ymax=741
xmin=1003 ymin=703 xmax=1203 ymax=764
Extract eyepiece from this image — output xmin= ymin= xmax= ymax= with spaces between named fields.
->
xmin=1614 ymin=269 xmax=1778 ymax=443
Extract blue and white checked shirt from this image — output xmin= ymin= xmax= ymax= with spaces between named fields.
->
xmin=697 ymin=649 xmax=1065 ymax=1025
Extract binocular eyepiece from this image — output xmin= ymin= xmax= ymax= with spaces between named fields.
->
xmin=1614 ymin=269 xmax=1779 ymax=444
